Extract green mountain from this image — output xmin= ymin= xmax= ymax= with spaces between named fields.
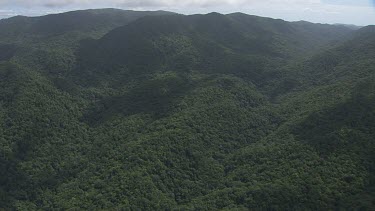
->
xmin=0 ymin=9 xmax=174 ymax=43
xmin=0 ymin=9 xmax=175 ymax=77
xmin=77 ymin=13 xmax=352 ymax=80
xmin=0 ymin=9 xmax=374 ymax=210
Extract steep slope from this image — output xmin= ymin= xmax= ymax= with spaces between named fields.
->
xmin=0 ymin=9 xmax=174 ymax=44
xmin=0 ymin=9 xmax=175 ymax=81
xmin=273 ymin=25 xmax=375 ymax=92
xmin=0 ymin=10 xmax=374 ymax=210
xmin=229 ymin=13 xmax=353 ymax=54
xmin=265 ymin=27 xmax=375 ymax=209
xmin=76 ymin=13 xmax=353 ymax=87
xmin=0 ymin=61 xmax=90 ymax=209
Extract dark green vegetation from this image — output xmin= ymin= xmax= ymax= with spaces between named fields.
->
xmin=0 ymin=9 xmax=374 ymax=210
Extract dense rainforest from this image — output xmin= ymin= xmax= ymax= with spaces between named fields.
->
xmin=0 ymin=9 xmax=374 ymax=210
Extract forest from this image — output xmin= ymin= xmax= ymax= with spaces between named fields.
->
xmin=0 ymin=9 xmax=374 ymax=210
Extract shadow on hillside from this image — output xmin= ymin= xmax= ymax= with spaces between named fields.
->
xmin=0 ymin=44 xmax=16 ymax=62
xmin=293 ymin=80 xmax=375 ymax=156
xmin=0 ymin=152 xmax=32 ymax=209
xmin=83 ymin=75 xmax=195 ymax=125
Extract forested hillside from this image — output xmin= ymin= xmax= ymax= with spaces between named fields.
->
xmin=0 ymin=9 xmax=374 ymax=210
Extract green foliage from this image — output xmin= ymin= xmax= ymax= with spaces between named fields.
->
xmin=0 ymin=9 xmax=374 ymax=210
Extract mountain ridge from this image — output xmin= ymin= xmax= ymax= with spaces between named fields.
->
xmin=0 ymin=9 xmax=374 ymax=210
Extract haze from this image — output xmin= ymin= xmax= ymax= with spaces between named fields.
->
xmin=0 ymin=0 xmax=374 ymax=25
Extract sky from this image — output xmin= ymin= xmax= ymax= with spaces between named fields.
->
xmin=0 ymin=0 xmax=374 ymax=25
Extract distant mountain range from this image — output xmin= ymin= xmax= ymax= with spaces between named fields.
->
xmin=334 ymin=23 xmax=363 ymax=30
xmin=0 ymin=9 xmax=374 ymax=210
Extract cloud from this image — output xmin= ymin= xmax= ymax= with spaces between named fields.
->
xmin=0 ymin=9 xmax=17 ymax=18
xmin=0 ymin=0 xmax=374 ymax=25
xmin=322 ymin=0 xmax=371 ymax=7
xmin=0 ymin=0 xmax=321 ymax=8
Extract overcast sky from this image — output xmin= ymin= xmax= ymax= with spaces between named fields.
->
xmin=0 ymin=0 xmax=374 ymax=25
